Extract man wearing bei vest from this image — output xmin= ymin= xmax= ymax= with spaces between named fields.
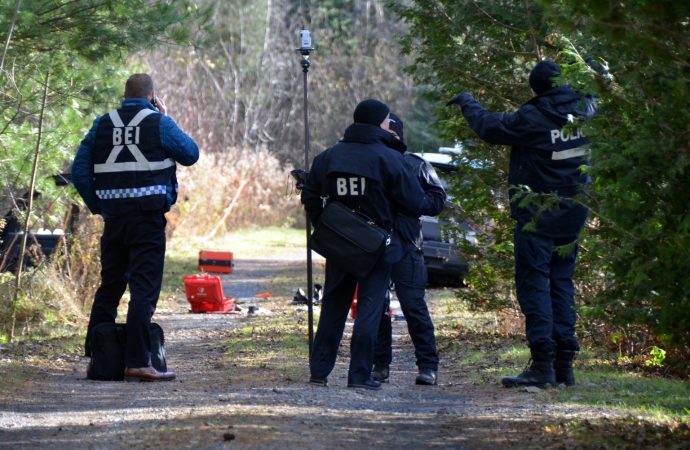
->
xmin=447 ymin=60 xmax=596 ymax=388
xmin=302 ymin=99 xmax=445 ymax=390
xmin=372 ymin=113 xmax=445 ymax=386
xmin=72 ymin=73 xmax=199 ymax=382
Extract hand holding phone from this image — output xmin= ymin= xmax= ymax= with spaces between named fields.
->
xmin=151 ymin=93 xmax=167 ymax=115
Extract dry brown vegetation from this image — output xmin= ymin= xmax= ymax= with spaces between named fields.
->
xmin=168 ymin=150 xmax=303 ymax=239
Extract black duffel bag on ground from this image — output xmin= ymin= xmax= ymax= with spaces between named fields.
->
xmin=310 ymin=201 xmax=390 ymax=278
xmin=86 ymin=322 xmax=167 ymax=381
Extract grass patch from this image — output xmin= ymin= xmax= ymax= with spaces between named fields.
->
xmin=224 ymin=298 xmax=311 ymax=384
xmin=431 ymin=289 xmax=690 ymax=445
xmin=0 ymin=333 xmax=84 ymax=393
xmin=549 ymin=368 xmax=690 ymax=418
xmin=546 ymin=417 xmax=690 ymax=448
xmin=0 ymin=362 xmax=31 ymax=392
xmin=168 ymin=226 xmax=308 ymax=260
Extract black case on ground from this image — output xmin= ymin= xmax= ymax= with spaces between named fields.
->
xmin=86 ymin=322 xmax=167 ymax=381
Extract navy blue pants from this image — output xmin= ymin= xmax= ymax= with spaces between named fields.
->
xmin=310 ymin=258 xmax=391 ymax=384
xmin=374 ymin=250 xmax=439 ymax=371
xmin=86 ymin=212 xmax=166 ymax=368
xmin=514 ymin=224 xmax=580 ymax=352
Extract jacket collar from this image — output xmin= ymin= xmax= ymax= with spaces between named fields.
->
xmin=342 ymin=123 xmax=401 ymax=148
xmin=121 ymin=98 xmax=157 ymax=110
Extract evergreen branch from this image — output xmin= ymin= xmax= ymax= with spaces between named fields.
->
xmin=37 ymin=2 xmax=105 ymax=27
xmin=468 ymin=0 xmax=525 ymax=33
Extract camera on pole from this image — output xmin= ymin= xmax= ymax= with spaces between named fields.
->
xmin=296 ymin=29 xmax=316 ymax=358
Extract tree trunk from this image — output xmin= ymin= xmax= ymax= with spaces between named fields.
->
xmin=0 ymin=0 xmax=21 ymax=73
xmin=9 ymin=67 xmax=50 ymax=342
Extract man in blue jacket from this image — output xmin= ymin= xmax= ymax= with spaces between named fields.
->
xmin=372 ymin=113 xmax=445 ymax=386
xmin=447 ymin=60 xmax=595 ymax=387
xmin=72 ymin=73 xmax=199 ymax=382
xmin=302 ymin=99 xmax=445 ymax=390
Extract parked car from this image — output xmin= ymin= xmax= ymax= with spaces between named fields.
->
xmin=414 ymin=150 xmax=474 ymax=286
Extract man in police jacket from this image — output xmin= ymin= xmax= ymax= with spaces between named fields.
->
xmin=447 ymin=60 xmax=595 ymax=388
xmin=372 ymin=113 xmax=445 ymax=386
xmin=72 ymin=74 xmax=199 ymax=381
xmin=302 ymin=99 xmax=445 ymax=390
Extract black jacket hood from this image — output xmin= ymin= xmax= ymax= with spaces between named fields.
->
xmin=528 ymin=86 xmax=596 ymax=127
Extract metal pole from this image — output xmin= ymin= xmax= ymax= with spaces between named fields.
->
xmin=302 ymin=59 xmax=314 ymax=358
xmin=297 ymin=31 xmax=315 ymax=359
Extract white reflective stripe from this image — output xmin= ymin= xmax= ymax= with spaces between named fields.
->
xmin=109 ymin=110 xmax=124 ymax=127
xmin=126 ymin=143 xmax=149 ymax=163
xmin=105 ymin=145 xmax=124 ymax=164
xmin=127 ymin=108 xmax=155 ymax=126
xmin=551 ymin=147 xmax=590 ymax=161
xmin=94 ymin=158 xmax=175 ymax=173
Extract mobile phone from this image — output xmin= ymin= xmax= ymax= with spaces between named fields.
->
xmin=151 ymin=92 xmax=157 ymax=107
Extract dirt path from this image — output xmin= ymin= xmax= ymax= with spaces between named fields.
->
xmin=0 ymin=255 xmax=618 ymax=449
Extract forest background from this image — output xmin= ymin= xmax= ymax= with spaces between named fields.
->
xmin=0 ymin=0 xmax=688 ymax=377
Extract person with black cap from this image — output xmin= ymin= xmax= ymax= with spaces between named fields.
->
xmin=301 ymin=99 xmax=445 ymax=390
xmin=372 ymin=112 xmax=446 ymax=386
xmin=446 ymin=60 xmax=596 ymax=388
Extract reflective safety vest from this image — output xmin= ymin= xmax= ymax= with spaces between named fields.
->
xmin=92 ymin=105 xmax=176 ymax=216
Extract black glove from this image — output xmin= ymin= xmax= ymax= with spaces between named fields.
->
xmin=290 ymin=169 xmax=308 ymax=191
xmin=446 ymin=92 xmax=468 ymax=107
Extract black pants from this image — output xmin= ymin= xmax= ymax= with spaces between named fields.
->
xmin=374 ymin=249 xmax=439 ymax=371
xmin=85 ymin=212 xmax=166 ymax=368
xmin=310 ymin=258 xmax=391 ymax=384
xmin=514 ymin=224 xmax=580 ymax=353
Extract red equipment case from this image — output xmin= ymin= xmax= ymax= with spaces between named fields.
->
xmin=350 ymin=285 xmax=393 ymax=319
xmin=183 ymin=274 xmax=235 ymax=313
xmin=198 ymin=250 xmax=234 ymax=273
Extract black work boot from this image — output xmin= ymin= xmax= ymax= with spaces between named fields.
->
xmin=415 ymin=369 xmax=437 ymax=385
xmin=372 ymin=365 xmax=390 ymax=383
xmin=554 ymin=350 xmax=576 ymax=386
xmin=501 ymin=349 xmax=556 ymax=388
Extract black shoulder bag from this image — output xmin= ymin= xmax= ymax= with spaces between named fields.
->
xmin=310 ymin=201 xmax=390 ymax=278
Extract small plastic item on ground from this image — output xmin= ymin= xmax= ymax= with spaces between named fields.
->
xmin=198 ymin=250 xmax=234 ymax=273
xmin=247 ymin=305 xmax=271 ymax=315
xmin=314 ymin=284 xmax=323 ymax=304
xmin=183 ymin=274 xmax=235 ymax=313
xmin=255 ymin=292 xmax=272 ymax=298
xmin=290 ymin=285 xmax=322 ymax=305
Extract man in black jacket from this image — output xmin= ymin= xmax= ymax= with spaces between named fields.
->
xmin=301 ymin=99 xmax=445 ymax=390
xmin=372 ymin=113 xmax=445 ymax=386
xmin=447 ymin=60 xmax=595 ymax=387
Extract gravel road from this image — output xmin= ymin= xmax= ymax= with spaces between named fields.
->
xmin=0 ymin=255 xmax=614 ymax=449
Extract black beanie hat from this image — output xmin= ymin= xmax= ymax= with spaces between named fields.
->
xmin=353 ymin=99 xmax=390 ymax=126
xmin=389 ymin=112 xmax=404 ymax=142
xmin=529 ymin=60 xmax=561 ymax=95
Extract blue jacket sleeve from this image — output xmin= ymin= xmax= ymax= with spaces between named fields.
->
xmin=71 ymin=117 xmax=101 ymax=215
xmin=458 ymin=93 xmax=534 ymax=146
xmin=159 ymin=115 xmax=199 ymax=166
